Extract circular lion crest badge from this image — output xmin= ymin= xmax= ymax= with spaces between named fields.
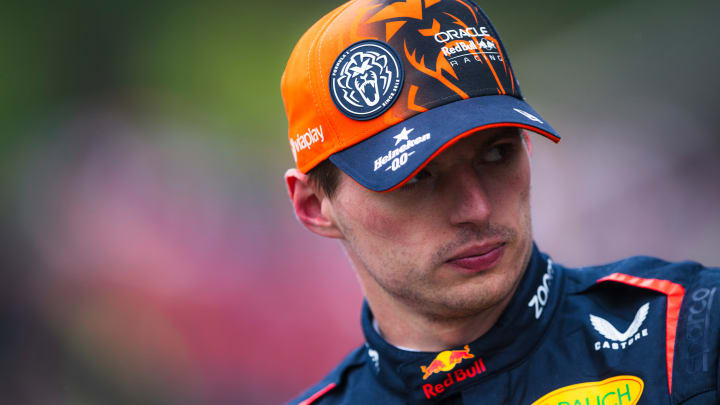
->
xmin=329 ymin=40 xmax=404 ymax=121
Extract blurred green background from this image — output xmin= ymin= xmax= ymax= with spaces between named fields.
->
xmin=1 ymin=0 xmax=718 ymax=404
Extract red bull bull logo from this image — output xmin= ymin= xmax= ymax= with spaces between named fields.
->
xmin=420 ymin=345 xmax=475 ymax=380
xmin=419 ymin=345 xmax=487 ymax=399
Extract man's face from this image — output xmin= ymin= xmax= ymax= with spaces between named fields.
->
xmin=328 ymin=128 xmax=534 ymax=319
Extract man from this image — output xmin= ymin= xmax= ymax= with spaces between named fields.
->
xmin=281 ymin=0 xmax=720 ymax=403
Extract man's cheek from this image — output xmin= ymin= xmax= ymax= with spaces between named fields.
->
xmin=359 ymin=210 xmax=419 ymax=241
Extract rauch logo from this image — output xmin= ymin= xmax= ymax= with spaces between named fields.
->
xmin=532 ymin=375 xmax=644 ymax=405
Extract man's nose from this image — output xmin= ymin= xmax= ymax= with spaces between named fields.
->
xmin=447 ymin=164 xmax=492 ymax=227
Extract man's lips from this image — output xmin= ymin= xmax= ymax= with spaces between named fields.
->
xmin=446 ymin=243 xmax=506 ymax=273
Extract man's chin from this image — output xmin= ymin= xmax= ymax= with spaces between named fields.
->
xmin=414 ymin=280 xmax=514 ymax=320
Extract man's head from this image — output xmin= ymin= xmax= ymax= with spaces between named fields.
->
xmin=288 ymin=126 xmax=534 ymax=321
xmin=282 ymin=0 xmax=559 ymax=320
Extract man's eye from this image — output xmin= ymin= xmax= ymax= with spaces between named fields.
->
xmin=482 ymin=144 xmax=509 ymax=163
xmin=404 ymin=169 xmax=432 ymax=187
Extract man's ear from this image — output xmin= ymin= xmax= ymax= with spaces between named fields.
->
xmin=284 ymin=168 xmax=343 ymax=239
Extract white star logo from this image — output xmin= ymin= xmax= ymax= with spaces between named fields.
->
xmin=393 ymin=127 xmax=414 ymax=145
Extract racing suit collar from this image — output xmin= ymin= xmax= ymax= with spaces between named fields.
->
xmin=361 ymin=243 xmax=561 ymax=403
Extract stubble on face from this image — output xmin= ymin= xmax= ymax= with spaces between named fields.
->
xmin=338 ymin=187 xmax=533 ymax=322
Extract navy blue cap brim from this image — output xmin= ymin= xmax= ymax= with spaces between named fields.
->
xmin=329 ymin=95 xmax=560 ymax=192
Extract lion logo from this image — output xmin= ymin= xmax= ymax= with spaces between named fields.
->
xmin=338 ymin=49 xmax=391 ymax=107
xmin=330 ymin=40 xmax=404 ymax=120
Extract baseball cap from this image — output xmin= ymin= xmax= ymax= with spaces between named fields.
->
xmin=281 ymin=0 xmax=560 ymax=192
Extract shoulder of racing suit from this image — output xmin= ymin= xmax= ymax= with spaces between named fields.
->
xmin=287 ymin=342 xmax=422 ymax=405
xmin=285 ymin=346 xmax=367 ymax=405
xmin=562 ymin=255 xmax=720 ymax=404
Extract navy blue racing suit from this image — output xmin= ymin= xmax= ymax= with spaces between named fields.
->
xmin=289 ymin=245 xmax=720 ymax=404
